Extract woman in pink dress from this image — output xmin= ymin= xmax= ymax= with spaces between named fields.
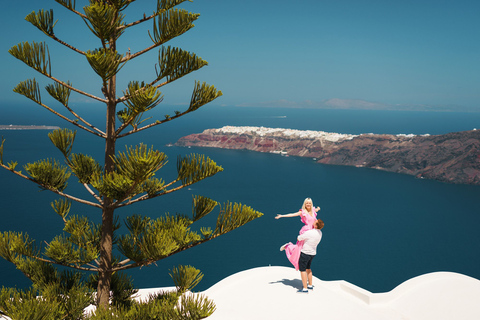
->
xmin=275 ymin=198 xmax=320 ymax=270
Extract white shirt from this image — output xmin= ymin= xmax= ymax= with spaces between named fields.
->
xmin=297 ymin=229 xmax=322 ymax=255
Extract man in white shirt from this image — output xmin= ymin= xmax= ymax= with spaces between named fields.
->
xmin=296 ymin=219 xmax=324 ymax=293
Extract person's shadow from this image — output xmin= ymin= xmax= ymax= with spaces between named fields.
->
xmin=269 ymin=278 xmax=303 ymax=290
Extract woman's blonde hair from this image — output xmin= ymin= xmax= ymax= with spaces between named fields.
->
xmin=302 ymin=198 xmax=314 ymax=212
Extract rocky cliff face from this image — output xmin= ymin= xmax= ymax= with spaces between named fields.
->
xmin=175 ymin=126 xmax=480 ymax=185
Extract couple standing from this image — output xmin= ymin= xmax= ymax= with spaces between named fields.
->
xmin=276 ymin=198 xmax=324 ymax=294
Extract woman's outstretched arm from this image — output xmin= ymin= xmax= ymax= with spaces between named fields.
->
xmin=275 ymin=211 xmax=301 ymax=219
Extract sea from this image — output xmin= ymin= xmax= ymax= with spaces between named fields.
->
xmin=1 ymin=103 xmax=480 ymax=293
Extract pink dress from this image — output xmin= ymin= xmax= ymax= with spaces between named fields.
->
xmin=283 ymin=209 xmax=317 ymax=270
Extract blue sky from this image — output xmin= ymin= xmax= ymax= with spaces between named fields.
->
xmin=1 ymin=0 xmax=480 ymax=111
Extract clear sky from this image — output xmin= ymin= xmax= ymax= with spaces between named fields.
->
xmin=1 ymin=0 xmax=480 ymax=111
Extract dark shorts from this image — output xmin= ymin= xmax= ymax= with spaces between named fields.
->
xmin=298 ymin=252 xmax=315 ymax=272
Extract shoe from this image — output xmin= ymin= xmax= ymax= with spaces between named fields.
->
xmin=279 ymin=243 xmax=289 ymax=251
xmin=307 ymin=285 xmax=314 ymax=290
xmin=297 ymin=289 xmax=308 ymax=294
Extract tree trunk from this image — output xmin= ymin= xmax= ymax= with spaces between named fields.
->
xmin=97 ymin=204 xmax=114 ymax=306
xmin=97 ymin=74 xmax=117 ymax=307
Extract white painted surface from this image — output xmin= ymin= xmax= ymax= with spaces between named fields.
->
xmin=203 ymin=266 xmax=480 ymax=320
xmin=2 ymin=266 xmax=479 ymax=319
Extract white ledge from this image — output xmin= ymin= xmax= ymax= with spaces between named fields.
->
xmin=203 ymin=266 xmax=480 ymax=320
xmin=3 ymin=266 xmax=478 ymax=319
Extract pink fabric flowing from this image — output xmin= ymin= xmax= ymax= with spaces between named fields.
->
xmin=284 ymin=209 xmax=317 ymax=270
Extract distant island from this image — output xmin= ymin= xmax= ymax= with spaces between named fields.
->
xmin=175 ymin=126 xmax=480 ymax=185
xmin=236 ymin=98 xmax=480 ymax=112
xmin=0 ymin=125 xmax=60 ymax=130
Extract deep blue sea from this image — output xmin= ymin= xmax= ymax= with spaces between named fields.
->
xmin=1 ymin=103 xmax=479 ymax=293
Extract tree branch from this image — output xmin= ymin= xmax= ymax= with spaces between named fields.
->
xmin=120 ymin=42 xmax=159 ymax=63
xmin=117 ymin=111 xmax=186 ymax=138
xmin=48 ymin=74 xmax=107 ymax=104
xmin=119 ymin=12 xmax=157 ymax=31
xmin=35 ymin=100 xmax=105 ymax=138
xmin=24 ymin=254 xmax=100 ymax=272
xmin=56 ymin=2 xmax=88 ymax=19
xmin=112 ymin=217 xmax=256 ymax=272
xmin=0 ymin=164 xmax=103 ymax=208
xmin=111 ymin=179 xmax=145 ymax=208
xmin=116 ymin=258 xmax=131 ymax=266
xmin=117 ymin=11 xmax=171 ymax=64
xmin=62 ymin=102 xmax=106 ymax=137
xmin=116 ymin=78 xmax=169 ymax=104
xmin=83 ymin=183 xmax=104 ymax=205
xmin=111 ymin=237 xmax=215 ymax=272
xmin=50 ymin=34 xmax=86 ymax=55
xmin=115 ymin=179 xmax=189 ymax=208
xmin=114 ymin=113 xmax=138 ymax=136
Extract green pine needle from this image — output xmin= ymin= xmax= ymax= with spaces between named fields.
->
xmin=51 ymin=198 xmax=71 ymax=221
xmin=25 ymin=9 xmax=57 ymax=37
xmin=85 ymin=48 xmax=125 ymax=81
xmin=13 ymin=79 xmax=42 ymax=104
xmin=156 ymin=46 xmax=208 ymax=83
xmin=140 ymin=177 xmax=165 ymax=197
xmin=118 ymin=81 xmax=163 ymax=128
xmin=188 ymin=81 xmax=223 ymax=112
xmin=157 ymin=0 xmax=191 ymax=12
xmin=169 ymin=265 xmax=203 ymax=292
xmin=192 ymin=195 xmax=218 ymax=222
xmin=45 ymin=81 xmax=72 ymax=107
xmin=48 ymin=128 xmax=76 ymax=158
xmin=149 ymin=8 xmax=199 ymax=45
xmin=7 ymin=161 xmax=18 ymax=171
xmin=0 ymin=232 xmax=38 ymax=264
xmin=92 ymin=170 xmax=135 ymax=200
xmin=215 ymin=202 xmax=263 ymax=235
xmin=9 ymin=42 xmax=51 ymax=76
xmin=69 ymin=153 xmax=102 ymax=184
xmin=24 ymin=159 xmax=71 ymax=192
xmin=54 ymin=0 xmax=76 ymax=11
xmin=176 ymin=293 xmax=216 ymax=318
xmin=176 ymin=153 xmax=223 ymax=185
xmin=123 ymin=81 xmax=163 ymax=113
xmin=114 ymin=144 xmax=167 ymax=183
xmin=109 ymin=0 xmax=134 ymax=11
xmin=83 ymin=2 xmax=125 ymax=42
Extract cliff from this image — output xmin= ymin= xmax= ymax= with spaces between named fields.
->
xmin=175 ymin=126 xmax=480 ymax=185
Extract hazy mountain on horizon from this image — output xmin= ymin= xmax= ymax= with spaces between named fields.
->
xmin=236 ymin=98 xmax=479 ymax=112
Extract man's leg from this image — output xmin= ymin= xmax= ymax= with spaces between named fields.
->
xmin=306 ymin=269 xmax=313 ymax=287
xmin=297 ymin=253 xmax=309 ymax=293
xmin=300 ymin=271 xmax=308 ymax=290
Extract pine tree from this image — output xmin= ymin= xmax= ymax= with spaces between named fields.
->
xmin=0 ymin=0 xmax=262 ymax=317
